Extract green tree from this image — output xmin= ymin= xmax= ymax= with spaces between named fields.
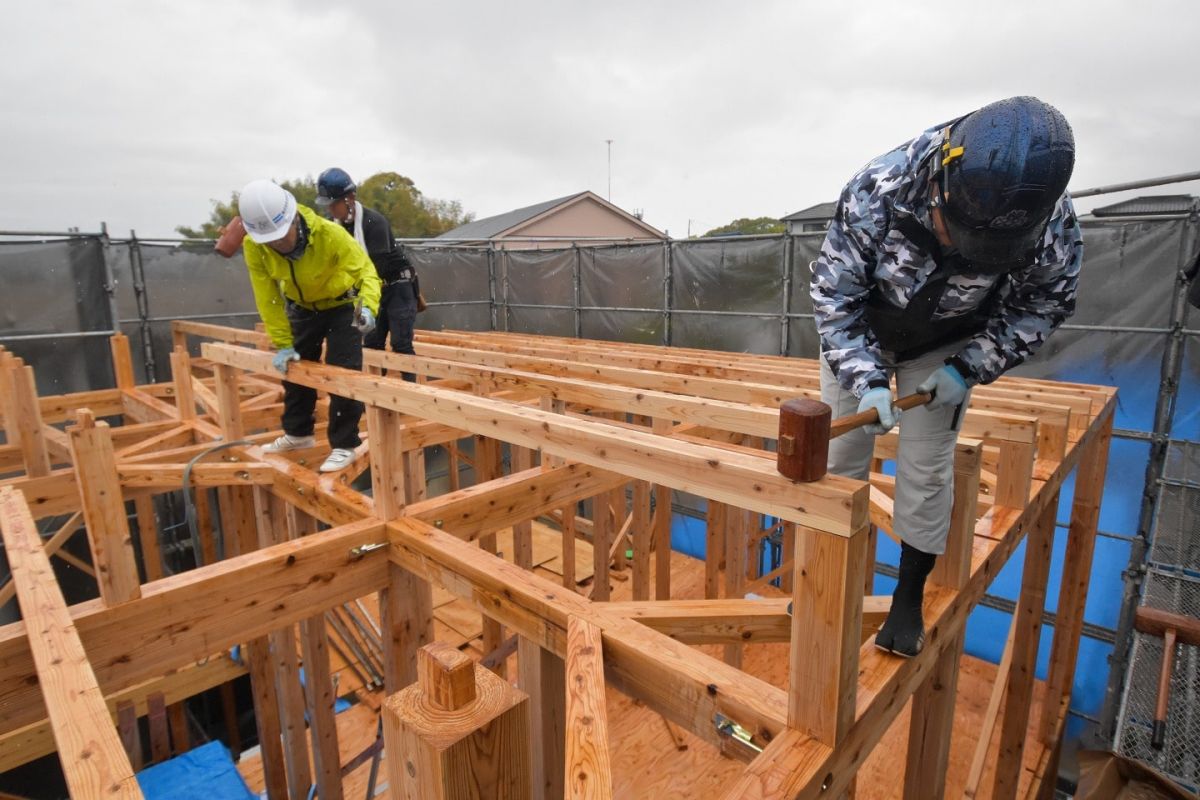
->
xmin=702 ymin=216 xmax=784 ymax=237
xmin=176 ymin=172 xmax=472 ymax=238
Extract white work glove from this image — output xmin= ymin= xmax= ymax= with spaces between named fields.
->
xmin=858 ymin=387 xmax=899 ymax=435
xmin=354 ymin=307 xmax=376 ymax=335
xmin=271 ymin=347 xmax=300 ymax=376
xmin=916 ymin=366 xmax=969 ymax=411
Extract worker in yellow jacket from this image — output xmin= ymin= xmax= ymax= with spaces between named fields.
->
xmin=238 ymin=179 xmax=381 ymax=473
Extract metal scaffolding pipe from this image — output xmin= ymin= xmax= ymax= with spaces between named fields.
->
xmin=1099 ymin=213 xmax=1198 ymax=743
xmin=1071 ymin=171 xmax=1200 ymax=199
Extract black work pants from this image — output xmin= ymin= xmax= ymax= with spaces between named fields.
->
xmin=363 ymin=278 xmax=417 ymax=382
xmin=281 ymin=301 xmax=363 ymax=449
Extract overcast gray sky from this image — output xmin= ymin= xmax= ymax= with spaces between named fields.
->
xmin=2 ymin=1 xmax=1197 ymax=239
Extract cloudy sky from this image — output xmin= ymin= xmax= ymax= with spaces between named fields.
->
xmin=2 ymin=1 xmax=1197 ymax=239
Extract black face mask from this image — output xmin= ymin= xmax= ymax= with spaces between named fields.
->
xmin=281 ymin=214 xmax=310 ymax=261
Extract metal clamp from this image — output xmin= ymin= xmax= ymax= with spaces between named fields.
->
xmin=714 ymin=713 xmax=763 ymax=754
xmin=349 ymin=542 xmax=388 ymax=561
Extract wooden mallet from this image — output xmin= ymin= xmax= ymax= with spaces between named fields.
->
xmin=1134 ymin=605 xmax=1200 ymax=750
xmin=777 ymin=392 xmax=933 ymax=482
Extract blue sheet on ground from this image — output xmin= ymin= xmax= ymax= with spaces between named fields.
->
xmin=137 ymin=740 xmax=255 ymax=800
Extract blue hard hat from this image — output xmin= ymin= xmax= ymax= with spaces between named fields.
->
xmin=316 ymin=167 xmax=357 ymax=206
xmin=939 ymin=97 xmax=1075 ymax=268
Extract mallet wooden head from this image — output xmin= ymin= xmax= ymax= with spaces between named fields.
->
xmin=777 ymin=398 xmax=832 ymax=482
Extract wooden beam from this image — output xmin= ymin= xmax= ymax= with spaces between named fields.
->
xmin=172 ymin=319 xmax=272 ymax=348
xmin=0 ymin=512 xmax=82 ymax=611
xmin=69 ymin=410 xmax=142 ymax=605
xmin=202 ymin=343 xmax=867 ymax=536
xmin=387 ymin=516 xmax=788 ymax=752
xmin=565 ymin=616 xmax=612 ymax=800
xmin=0 ymin=487 xmax=142 ymax=799
xmin=404 ymin=462 xmax=626 ymax=544
xmin=50 ymin=531 xmax=376 ymax=678
xmin=0 ymin=654 xmax=243 ymax=774
xmin=116 ymin=462 xmax=277 ymax=488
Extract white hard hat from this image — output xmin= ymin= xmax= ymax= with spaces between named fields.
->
xmin=238 ymin=180 xmax=297 ymax=244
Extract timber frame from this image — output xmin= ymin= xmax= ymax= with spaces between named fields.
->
xmin=0 ymin=322 xmax=1115 ymax=799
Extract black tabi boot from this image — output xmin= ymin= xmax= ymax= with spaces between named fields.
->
xmin=874 ymin=541 xmax=937 ymax=658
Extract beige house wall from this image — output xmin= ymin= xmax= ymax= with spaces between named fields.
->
xmin=498 ymin=196 xmax=664 ymax=249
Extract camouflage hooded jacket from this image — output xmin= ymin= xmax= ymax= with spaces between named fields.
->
xmin=810 ymin=121 xmax=1083 ymax=397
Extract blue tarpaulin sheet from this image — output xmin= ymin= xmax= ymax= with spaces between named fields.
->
xmin=136 ymin=740 xmax=254 ymax=800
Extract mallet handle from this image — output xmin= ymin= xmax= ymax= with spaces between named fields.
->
xmin=1153 ymin=626 xmax=1177 ymax=750
xmin=829 ymin=392 xmax=932 ymax=439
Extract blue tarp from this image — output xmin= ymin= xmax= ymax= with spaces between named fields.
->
xmin=136 ymin=740 xmax=254 ymax=800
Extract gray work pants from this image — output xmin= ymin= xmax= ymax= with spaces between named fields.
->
xmin=819 ymin=341 xmax=972 ymax=554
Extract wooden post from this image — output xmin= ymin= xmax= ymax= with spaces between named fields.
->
xmin=170 ymin=347 xmax=197 ymax=421
xmin=511 ymin=441 xmax=566 ymax=799
xmin=133 ymin=495 xmax=163 ymax=582
xmin=589 ymin=489 xmax=610 ymax=602
xmin=724 ymin=508 xmax=748 ymax=668
xmin=0 ymin=486 xmax=143 ymax=799
xmin=213 ymin=364 xmax=244 ymax=440
xmin=780 ymin=521 xmax=795 ymax=594
xmin=383 ymin=642 xmax=531 ymax=799
xmin=652 ymin=418 xmax=672 ymax=600
xmin=1038 ymin=410 xmax=1113 ymax=744
xmin=512 ymin=446 xmax=535 ymax=573
xmin=286 ymin=505 xmax=344 ymax=800
xmin=631 ymin=481 xmax=651 ymax=602
xmin=69 ymin=409 xmax=142 ymax=605
xmin=370 ymin=406 xmax=433 ymax=691
xmin=474 ymin=434 xmax=507 ymax=673
xmin=561 ymin=501 xmax=577 ymax=590
xmin=519 ymin=640 xmax=566 ymax=800
xmin=212 ymin=363 xmax=288 ymax=800
xmin=565 ymin=617 xmax=613 ymax=800
xmin=446 ymin=440 xmax=461 ymax=491
xmin=904 ymin=441 xmax=982 ymax=800
xmin=5 ymin=362 xmax=52 ymax=477
xmin=255 ymin=491 xmax=312 ymax=800
xmin=704 ymin=501 xmax=726 ymax=600
xmin=788 ymin=519 xmax=869 ymax=745
xmin=110 ymin=333 xmax=136 ymax=390
xmin=992 ymin=492 xmax=1059 ymax=800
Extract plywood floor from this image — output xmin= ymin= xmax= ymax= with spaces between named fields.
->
xmin=238 ymin=532 xmax=1049 ymax=798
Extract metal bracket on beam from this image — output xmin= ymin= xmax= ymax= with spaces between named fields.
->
xmin=714 ymin=713 xmax=763 ymax=755
xmin=348 ymin=542 xmax=388 ymax=561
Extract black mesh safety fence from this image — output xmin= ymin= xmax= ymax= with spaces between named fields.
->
xmin=2 ymin=215 xmax=1200 ymax=771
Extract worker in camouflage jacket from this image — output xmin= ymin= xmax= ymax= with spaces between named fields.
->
xmin=810 ymin=96 xmax=1083 ymax=657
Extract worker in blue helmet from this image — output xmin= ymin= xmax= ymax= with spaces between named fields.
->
xmin=810 ymin=97 xmax=1083 ymax=657
xmin=317 ymin=168 xmax=422 ymax=381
